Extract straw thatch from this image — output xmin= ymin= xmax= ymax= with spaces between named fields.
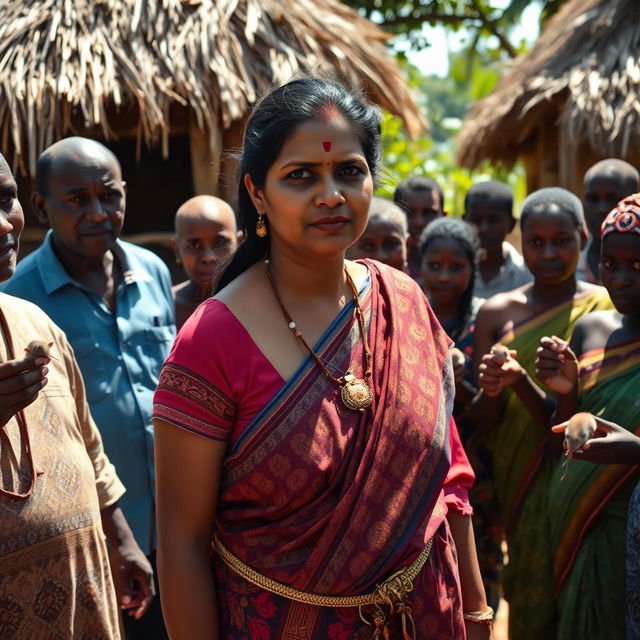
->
xmin=0 ymin=0 xmax=426 ymax=176
xmin=457 ymin=0 xmax=640 ymax=170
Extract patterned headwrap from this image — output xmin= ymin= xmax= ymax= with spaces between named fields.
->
xmin=601 ymin=192 xmax=640 ymax=239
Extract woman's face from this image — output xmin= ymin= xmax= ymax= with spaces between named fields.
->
xmin=521 ymin=207 xmax=585 ymax=286
xmin=245 ymin=116 xmax=373 ymax=261
xmin=600 ymin=232 xmax=640 ymax=318
xmin=421 ymin=237 xmax=473 ymax=306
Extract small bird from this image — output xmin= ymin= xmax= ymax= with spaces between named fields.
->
xmin=490 ymin=343 xmax=510 ymax=361
xmin=560 ymin=412 xmax=597 ymax=480
xmin=24 ymin=340 xmax=54 ymax=359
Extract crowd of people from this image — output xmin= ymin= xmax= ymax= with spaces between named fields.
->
xmin=0 ymin=76 xmax=639 ymax=640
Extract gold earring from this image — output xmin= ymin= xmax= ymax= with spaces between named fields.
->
xmin=256 ymin=213 xmax=267 ymax=238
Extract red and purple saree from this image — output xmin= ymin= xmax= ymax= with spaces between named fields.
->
xmin=154 ymin=260 xmax=469 ymax=639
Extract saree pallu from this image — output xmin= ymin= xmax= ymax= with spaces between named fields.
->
xmin=490 ymin=289 xmax=612 ymax=640
xmin=156 ymin=261 xmax=466 ymax=639
xmin=548 ymin=339 xmax=640 ymax=640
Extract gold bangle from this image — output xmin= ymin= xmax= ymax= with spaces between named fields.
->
xmin=463 ymin=606 xmax=494 ymax=625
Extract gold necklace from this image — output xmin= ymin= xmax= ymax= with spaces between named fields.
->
xmin=265 ymin=260 xmax=372 ymax=411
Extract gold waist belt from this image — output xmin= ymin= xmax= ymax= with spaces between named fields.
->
xmin=213 ymin=533 xmax=434 ymax=639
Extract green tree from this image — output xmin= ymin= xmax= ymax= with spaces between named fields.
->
xmin=376 ymin=53 xmax=527 ymax=216
xmin=344 ymin=0 xmax=567 ymax=58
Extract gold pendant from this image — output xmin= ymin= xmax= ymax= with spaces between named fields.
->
xmin=340 ymin=373 xmax=372 ymax=411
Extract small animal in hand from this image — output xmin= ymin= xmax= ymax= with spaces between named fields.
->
xmin=491 ymin=343 xmax=510 ymax=361
xmin=560 ymin=412 xmax=597 ymax=480
xmin=24 ymin=340 xmax=54 ymax=360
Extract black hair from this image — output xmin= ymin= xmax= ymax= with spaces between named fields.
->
xmin=215 ymin=77 xmax=382 ymax=291
xmin=520 ymin=187 xmax=586 ymax=232
xmin=418 ymin=217 xmax=480 ymax=343
xmin=584 ymin=159 xmax=639 ymax=194
xmin=393 ymin=176 xmax=444 ymax=212
xmin=464 ymin=180 xmax=513 ymax=217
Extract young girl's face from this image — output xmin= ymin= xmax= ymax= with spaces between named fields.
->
xmin=600 ymin=232 xmax=640 ymax=318
xmin=348 ymin=218 xmax=408 ymax=271
xmin=245 ymin=115 xmax=373 ymax=261
xmin=521 ymin=207 xmax=585 ymax=286
xmin=421 ymin=237 xmax=473 ymax=306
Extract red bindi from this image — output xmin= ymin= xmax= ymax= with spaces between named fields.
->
xmin=322 ymin=141 xmax=332 ymax=152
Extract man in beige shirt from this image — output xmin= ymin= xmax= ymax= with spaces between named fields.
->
xmin=0 ymin=153 xmax=153 ymax=638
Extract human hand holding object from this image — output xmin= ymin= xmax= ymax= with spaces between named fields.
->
xmin=551 ymin=414 xmax=640 ymax=465
xmin=477 ymin=344 xmax=523 ymax=397
xmin=535 ymin=335 xmax=578 ymax=395
xmin=0 ymin=354 xmax=49 ymax=428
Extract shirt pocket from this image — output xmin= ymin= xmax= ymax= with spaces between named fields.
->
xmin=144 ymin=325 xmax=174 ymax=345
xmin=71 ymin=336 xmax=109 ymax=403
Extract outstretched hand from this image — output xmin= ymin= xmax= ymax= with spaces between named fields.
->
xmin=477 ymin=348 xmax=524 ymax=397
xmin=0 ymin=355 xmax=49 ymax=427
xmin=551 ymin=415 xmax=640 ymax=465
xmin=536 ymin=336 xmax=578 ymax=395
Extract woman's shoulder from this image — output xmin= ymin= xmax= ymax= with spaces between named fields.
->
xmin=174 ymin=298 xmax=251 ymax=360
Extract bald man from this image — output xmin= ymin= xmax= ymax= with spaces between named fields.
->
xmin=172 ymin=195 xmax=239 ymax=328
xmin=2 ymin=137 xmax=174 ymax=639
xmin=579 ymin=159 xmax=639 ymax=283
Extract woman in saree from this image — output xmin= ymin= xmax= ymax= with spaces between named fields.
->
xmin=418 ymin=218 xmax=502 ymax=612
xmin=152 ymin=78 xmax=492 ymax=639
xmin=536 ymin=193 xmax=640 ymax=640
xmin=472 ymin=188 xmax=612 ymax=639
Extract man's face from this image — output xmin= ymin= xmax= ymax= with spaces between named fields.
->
xmin=0 ymin=161 xmax=24 ymax=283
xmin=34 ymin=155 xmax=126 ymax=260
xmin=464 ymin=197 xmax=514 ymax=255
xmin=397 ymin=189 xmax=444 ymax=250
xmin=583 ymin=176 xmax=630 ymax=240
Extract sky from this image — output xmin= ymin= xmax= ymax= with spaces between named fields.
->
xmin=399 ymin=1 xmax=542 ymax=76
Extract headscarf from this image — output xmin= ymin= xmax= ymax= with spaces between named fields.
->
xmin=601 ymin=192 xmax=640 ymax=238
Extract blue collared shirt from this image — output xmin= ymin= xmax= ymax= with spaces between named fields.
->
xmin=2 ymin=231 xmax=176 ymax=553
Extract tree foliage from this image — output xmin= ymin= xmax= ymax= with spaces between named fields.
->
xmin=376 ymin=53 xmax=527 ymax=216
xmin=344 ymin=0 xmax=567 ymax=58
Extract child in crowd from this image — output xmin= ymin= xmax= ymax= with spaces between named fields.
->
xmin=578 ymin=159 xmax=638 ymax=283
xmin=472 ymin=187 xmax=612 ymax=640
xmin=536 ymin=193 xmax=640 ymax=640
xmin=463 ymin=180 xmax=532 ymax=298
xmin=172 ymin=195 xmax=239 ymax=328
xmin=419 ymin=218 xmax=502 ymax=611
xmin=393 ymin=175 xmax=446 ymax=279
xmin=347 ymin=196 xmax=408 ymax=271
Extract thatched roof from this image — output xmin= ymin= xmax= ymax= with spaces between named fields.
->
xmin=0 ymin=0 xmax=426 ymax=175
xmin=457 ymin=0 xmax=640 ymax=169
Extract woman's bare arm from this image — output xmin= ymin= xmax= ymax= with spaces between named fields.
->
xmin=154 ymin=419 xmax=227 ymax=640
xmin=447 ymin=512 xmax=493 ymax=640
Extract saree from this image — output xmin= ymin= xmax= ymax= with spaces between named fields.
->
xmin=490 ymin=288 xmax=612 ymax=640
xmin=548 ymin=337 xmax=640 ymax=640
xmin=154 ymin=261 xmax=466 ymax=639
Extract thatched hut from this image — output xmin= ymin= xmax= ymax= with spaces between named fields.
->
xmin=0 ymin=0 xmax=425 ymax=264
xmin=457 ymin=0 xmax=640 ymax=196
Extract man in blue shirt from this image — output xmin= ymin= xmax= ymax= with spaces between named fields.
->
xmin=2 ymin=137 xmax=175 ymax=639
